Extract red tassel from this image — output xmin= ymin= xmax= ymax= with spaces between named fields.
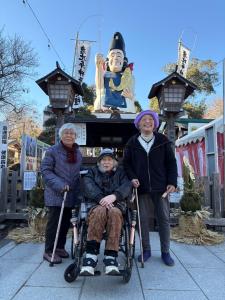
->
xmin=128 ymin=63 xmax=134 ymax=71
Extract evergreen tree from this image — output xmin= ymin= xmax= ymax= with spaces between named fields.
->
xmin=183 ymin=99 xmax=207 ymax=119
xmin=81 ymin=83 xmax=96 ymax=106
xmin=149 ymin=97 xmax=160 ymax=113
xmin=163 ymin=58 xmax=219 ymax=95
xmin=180 ymin=157 xmax=202 ymax=212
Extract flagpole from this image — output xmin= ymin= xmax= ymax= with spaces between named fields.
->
xmin=223 ymin=58 xmax=225 ymax=212
xmin=72 ymin=14 xmax=103 ymax=78
xmin=176 ymin=38 xmax=181 ymax=70
xmin=72 ymin=32 xmax=79 ymax=78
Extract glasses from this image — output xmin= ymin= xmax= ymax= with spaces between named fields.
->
xmin=63 ymin=131 xmax=75 ymax=136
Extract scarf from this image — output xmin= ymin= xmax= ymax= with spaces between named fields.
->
xmin=61 ymin=141 xmax=77 ymax=163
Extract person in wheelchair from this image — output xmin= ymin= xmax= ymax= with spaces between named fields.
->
xmin=80 ymin=148 xmax=132 ymax=276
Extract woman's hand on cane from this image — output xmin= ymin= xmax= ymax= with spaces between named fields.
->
xmin=166 ymin=185 xmax=176 ymax=193
xmin=132 ymin=179 xmax=140 ymax=188
xmin=62 ymin=185 xmax=70 ymax=193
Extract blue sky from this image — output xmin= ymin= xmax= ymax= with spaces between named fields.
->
xmin=1 ymin=0 xmax=225 ymax=120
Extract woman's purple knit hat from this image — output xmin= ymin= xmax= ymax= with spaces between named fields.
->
xmin=134 ymin=110 xmax=159 ymax=130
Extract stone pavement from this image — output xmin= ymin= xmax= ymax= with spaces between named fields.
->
xmin=0 ymin=232 xmax=225 ymax=300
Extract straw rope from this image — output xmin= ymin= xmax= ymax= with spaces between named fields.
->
xmin=171 ymin=212 xmax=225 ymax=245
xmin=7 ymin=208 xmax=48 ymax=243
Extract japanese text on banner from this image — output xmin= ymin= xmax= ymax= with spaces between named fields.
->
xmin=177 ymin=41 xmax=190 ymax=78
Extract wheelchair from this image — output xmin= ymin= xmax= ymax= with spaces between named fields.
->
xmin=64 ymin=198 xmax=137 ymax=284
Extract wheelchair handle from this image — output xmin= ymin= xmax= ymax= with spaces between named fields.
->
xmin=131 ymin=210 xmax=137 ymax=225
xmin=71 ymin=208 xmax=79 ymax=225
xmin=130 ymin=210 xmax=137 ymax=246
xmin=71 ymin=208 xmax=79 ymax=218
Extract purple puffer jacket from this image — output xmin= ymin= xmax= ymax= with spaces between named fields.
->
xmin=41 ymin=142 xmax=82 ymax=207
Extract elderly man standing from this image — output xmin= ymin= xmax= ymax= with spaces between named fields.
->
xmin=41 ymin=123 xmax=82 ymax=264
xmin=123 ymin=110 xmax=177 ymax=266
xmin=94 ymin=32 xmax=136 ymax=113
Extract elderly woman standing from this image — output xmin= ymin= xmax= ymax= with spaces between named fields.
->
xmin=41 ymin=123 xmax=82 ymax=264
xmin=80 ymin=148 xmax=132 ymax=276
xmin=123 ymin=110 xmax=177 ymax=266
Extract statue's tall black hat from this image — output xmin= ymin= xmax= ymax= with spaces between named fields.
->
xmin=109 ymin=32 xmax=126 ymax=56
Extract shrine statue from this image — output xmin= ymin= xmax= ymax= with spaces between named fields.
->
xmin=94 ymin=32 xmax=136 ymax=113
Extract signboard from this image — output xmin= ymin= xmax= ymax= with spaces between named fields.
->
xmin=37 ymin=140 xmax=51 ymax=170
xmin=177 ymin=41 xmax=190 ymax=78
xmin=20 ymin=135 xmax=50 ymax=190
xmin=23 ymin=171 xmax=37 ymax=190
xmin=73 ymin=40 xmax=92 ymax=108
xmin=25 ymin=135 xmax=37 ymax=171
xmin=74 ymin=40 xmax=91 ymax=83
xmin=20 ymin=135 xmax=51 ymax=173
xmin=0 ymin=121 xmax=8 ymax=169
xmin=74 ymin=123 xmax=86 ymax=145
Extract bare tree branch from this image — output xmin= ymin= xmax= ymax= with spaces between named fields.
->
xmin=0 ymin=29 xmax=38 ymax=111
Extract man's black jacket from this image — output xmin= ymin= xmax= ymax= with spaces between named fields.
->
xmin=123 ymin=133 xmax=178 ymax=194
xmin=83 ymin=165 xmax=132 ymax=213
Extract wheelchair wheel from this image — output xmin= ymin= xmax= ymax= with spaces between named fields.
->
xmin=123 ymin=220 xmax=133 ymax=283
xmin=123 ymin=265 xmax=132 ymax=283
xmin=64 ymin=263 xmax=80 ymax=282
xmin=78 ymin=221 xmax=86 ymax=258
xmin=128 ymin=209 xmax=135 ymax=259
xmin=71 ymin=221 xmax=86 ymax=261
xmin=71 ymin=233 xmax=75 ymax=259
xmin=71 ymin=229 xmax=80 ymax=260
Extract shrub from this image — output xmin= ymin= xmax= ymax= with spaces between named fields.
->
xmin=29 ymin=174 xmax=44 ymax=208
xmin=180 ymin=156 xmax=202 ymax=212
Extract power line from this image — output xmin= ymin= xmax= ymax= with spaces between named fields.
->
xmin=22 ymin=0 xmax=66 ymax=69
xmin=216 ymin=59 xmax=224 ymax=66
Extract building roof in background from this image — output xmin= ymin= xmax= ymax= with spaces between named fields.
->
xmin=175 ymin=118 xmax=214 ymax=125
xmin=176 ymin=116 xmax=223 ymax=146
xmin=36 ymin=65 xmax=83 ymax=96
xmin=148 ymin=71 xmax=197 ymax=100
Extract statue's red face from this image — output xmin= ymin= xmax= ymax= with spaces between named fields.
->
xmin=107 ymin=49 xmax=124 ymax=72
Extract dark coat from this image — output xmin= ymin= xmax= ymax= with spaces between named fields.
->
xmin=123 ymin=132 xmax=177 ymax=194
xmin=83 ymin=165 xmax=132 ymax=213
xmin=41 ymin=142 xmax=82 ymax=207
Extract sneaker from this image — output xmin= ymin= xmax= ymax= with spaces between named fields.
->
xmin=161 ymin=252 xmax=175 ymax=266
xmin=103 ymin=257 xmax=120 ymax=275
xmin=80 ymin=257 xmax=98 ymax=276
xmin=43 ymin=252 xmax=62 ymax=264
xmin=55 ymin=248 xmax=69 ymax=258
xmin=138 ymin=250 xmax=151 ymax=262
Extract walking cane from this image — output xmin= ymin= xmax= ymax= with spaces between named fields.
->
xmin=49 ymin=191 xmax=67 ymax=267
xmin=135 ymin=188 xmax=144 ymax=268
